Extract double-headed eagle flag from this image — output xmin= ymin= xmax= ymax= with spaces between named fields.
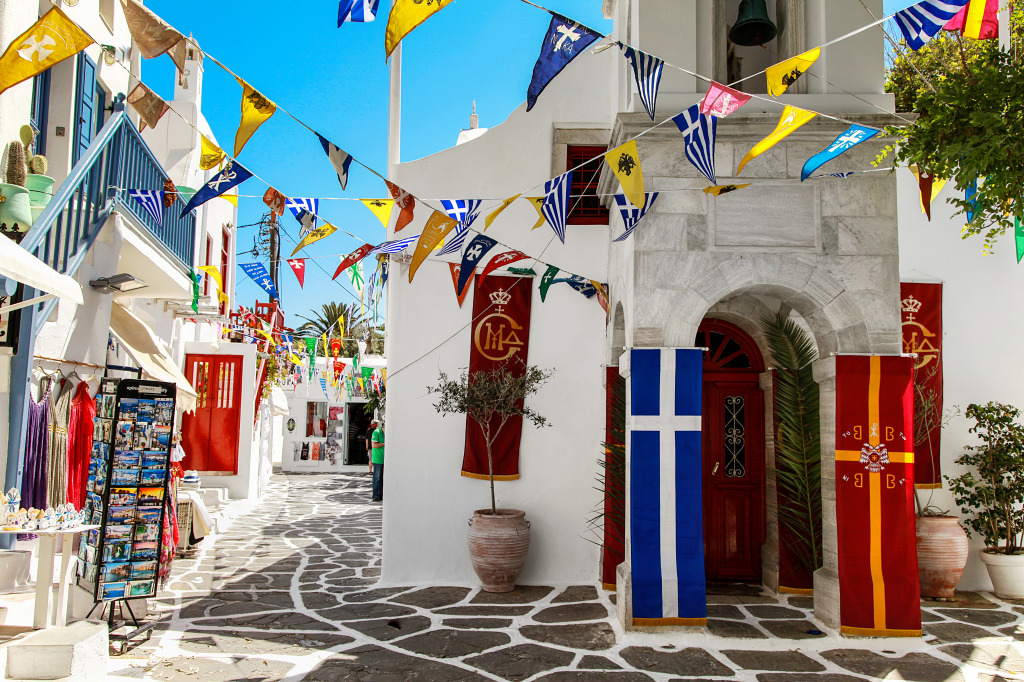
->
xmin=235 ymin=79 xmax=277 ymax=157
xmin=673 ymin=104 xmax=718 ymax=185
xmin=385 ymin=0 xmax=454 ymax=59
xmin=180 ymin=161 xmax=253 ymax=218
xmin=318 ymin=134 xmax=354 ymax=190
xmin=766 ymin=48 xmax=821 ymax=97
xmin=290 ymin=222 xmax=338 ymax=257
xmin=338 ymin=0 xmax=380 ymax=26
xmin=737 ymin=106 xmax=817 ymax=175
xmin=801 ymin=125 xmax=880 ymax=181
xmin=200 ymin=134 xmax=226 ymax=170
xmin=128 ymin=190 xmax=164 ymax=226
xmin=361 ymin=199 xmax=395 ymax=228
xmin=542 ymin=171 xmax=573 ymax=243
xmin=894 ymin=0 xmax=971 ymax=50
xmin=605 ymin=141 xmax=646 ymax=209
xmin=622 ymin=45 xmax=663 ymax=120
xmin=0 ymin=7 xmax=92 ymax=96
xmin=613 ymin=192 xmax=660 ymax=242
xmin=527 ymin=14 xmax=602 ymax=111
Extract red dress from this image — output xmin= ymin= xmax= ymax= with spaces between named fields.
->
xmin=66 ymin=382 xmax=95 ymax=509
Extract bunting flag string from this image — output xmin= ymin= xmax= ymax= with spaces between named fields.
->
xmin=527 ymin=13 xmax=602 ymax=111
xmin=179 ymin=160 xmax=253 ymax=218
xmin=234 ymin=79 xmax=277 ymax=157
xmin=0 ymin=7 xmax=92 ymax=96
xmin=287 ymin=258 xmax=306 ymax=287
xmin=800 ymin=125 xmax=880 ymax=182
xmin=541 ymin=171 xmax=573 ymax=243
xmin=894 ymin=0 xmax=972 ymax=50
xmin=605 ymin=141 xmax=646 ymax=209
xmin=127 ymin=189 xmax=164 ymax=226
xmin=673 ymin=104 xmax=718 ymax=185
xmin=737 ymin=106 xmax=817 ymax=175
xmin=385 ymin=0 xmax=455 ymax=59
xmin=286 ymin=197 xmax=319 ymax=229
xmin=612 ymin=192 xmax=660 ymax=242
xmin=338 ymin=0 xmax=381 ymax=26
xmin=622 ymin=45 xmax=664 ymax=120
xmin=369 ymin=235 xmax=419 ymax=255
xmin=765 ymin=48 xmax=820 ymax=98
xmin=126 ymin=83 xmax=169 ymax=131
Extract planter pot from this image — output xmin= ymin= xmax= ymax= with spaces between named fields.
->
xmin=0 ymin=183 xmax=33 ymax=234
xmin=468 ymin=508 xmax=530 ymax=593
xmin=980 ymin=549 xmax=1024 ymax=599
xmin=916 ymin=516 xmax=969 ymax=598
xmin=24 ymin=174 xmax=55 ymax=207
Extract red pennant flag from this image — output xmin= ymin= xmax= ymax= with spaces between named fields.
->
xmin=333 ymin=359 xmax=346 ymax=381
xmin=479 ymin=250 xmax=529 ymax=287
xmin=944 ymin=0 xmax=999 ymax=40
xmin=329 ymin=338 xmax=342 ymax=358
xmin=449 ymin=263 xmax=470 ymax=307
xmin=263 ymin=187 xmax=286 ymax=217
xmin=918 ymin=172 xmax=934 ymax=221
xmin=699 ymin=81 xmax=752 ymax=117
xmin=333 ymin=243 xmax=374 ymax=280
xmin=386 ymin=180 xmax=415 ymax=232
xmin=287 ymin=258 xmax=306 ymax=287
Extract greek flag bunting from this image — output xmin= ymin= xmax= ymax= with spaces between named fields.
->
xmin=628 ymin=348 xmax=706 ymax=625
xmin=542 ymin=171 xmax=573 ymax=243
xmin=286 ymin=197 xmax=319 ymax=232
xmin=436 ymin=224 xmax=468 ymax=257
xmin=800 ymin=125 xmax=880 ymax=181
xmin=338 ymin=0 xmax=380 ymax=26
xmin=622 ymin=45 xmax=664 ymax=120
xmin=437 ymin=199 xmax=483 ymax=256
xmin=672 ymin=105 xmax=717 ymax=185
xmin=127 ymin=189 xmax=163 ymax=226
xmin=317 ymin=134 xmax=354 ymax=190
xmin=613 ymin=192 xmax=660 ymax=242
xmin=179 ymin=161 xmax=253 ymax=218
xmin=894 ymin=0 xmax=971 ymax=50
xmin=527 ymin=13 xmax=602 ymax=111
xmin=368 ymin=235 xmax=418 ymax=255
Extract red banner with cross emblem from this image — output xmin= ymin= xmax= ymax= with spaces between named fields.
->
xmin=835 ymin=355 xmax=920 ymax=637
xmin=461 ymin=275 xmax=532 ymax=480
xmin=900 ymin=282 xmax=943 ymax=488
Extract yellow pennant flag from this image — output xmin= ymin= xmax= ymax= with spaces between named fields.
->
xmin=605 ymin=140 xmax=646 ymax=209
xmin=766 ymin=48 xmax=821 ymax=97
xmin=527 ymin=198 xmax=546 ymax=229
xmin=0 ymin=7 xmax=92 ymax=96
xmin=360 ymin=199 xmax=395 ymax=228
xmin=291 ymin=222 xmax=337 ymax=257
xmin=320 ymin=332 xmax=328 ymax=356
xmin=737 ymin=106 xmax=817 ymax=175
xmin=484 ymin=194 xmax=521 ymax=230
xmin=197 ymin=265 xmax=223 ymax=292
xmin=220 ymin=193 xmax=238 ymax=207
xmin=385 ymin=0 xmax=455 ymax=59
xmin=703 ymin=183 xmax=752 ymax=197
xmin=337 ymin=315 xmax=345 ymax=335
xmin=409 ymin=211 xmax=458 ymax=283
xmin=256 ymin=329 xmax=275 ymax=347
xmin=199 ymin=134 xmax=226 ymax=170
xmin=290 ymin=353 xmax=303 ymax=366
xmin=234 ymin=78 xmax=277 ymax=157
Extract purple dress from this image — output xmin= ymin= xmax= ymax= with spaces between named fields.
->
xmin=21 ymin=380 xmax=51 ymax=512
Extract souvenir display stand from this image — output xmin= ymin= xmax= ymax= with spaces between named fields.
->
xmin=76 ymin=378 xmax=175 ymax=650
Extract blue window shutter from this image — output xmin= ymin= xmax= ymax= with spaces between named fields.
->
xmin=73 ymin=53 xmax=96 ymax=166
xmin=30 ymin=69 xmax=50 ymax=156
xmin=94 ymin=84 xmax=106 ymax=137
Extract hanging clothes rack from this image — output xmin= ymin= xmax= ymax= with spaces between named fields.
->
xmin=33 ymin=355 xmax=106 ymax=370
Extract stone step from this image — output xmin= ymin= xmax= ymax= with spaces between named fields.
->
xmin=5 ymin=621 xmax=107 ymax=681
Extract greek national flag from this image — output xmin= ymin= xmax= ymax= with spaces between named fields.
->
xmin=338 ymin=0 xmax=380 ymax=26
xmin=672 ymin=104 xmax=717 ymax=185
xmin=369 ymin=235 xmax=418 ymax=255
xmin=622 ymin=45 xmax=664 ymax=120
xmin=287 ymin=197 xmax=318 ymax=234
xmin=541 ymin=170 xmax=573 ymax=243
xmin=628 ymin=348 xmax=706 ymax=623
xmin=437 ymin=199 xmax=483 ymax=256
xmin=613 ymin=192 xmax=660 ymax=242
xmin=894 ymin=0 xmax=970 ymax=50
xmin=127 ymin=189 xmax=163 ymax=226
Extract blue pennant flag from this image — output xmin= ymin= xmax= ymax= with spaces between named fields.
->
xmin=369 ymin=235 xmax=418 ymax=255
xmin=673 ymin=104 xmax=717 ymax=185
xmin=180 ymin=161 xmax=253 ymax=218
xmin=457 ymin=234 xmax=498 ymax=294
xmin=317 ymin=134 xmax=353 ymax=190
xmin=338 ymin=0 xmax=379 ymax=26
xmin=966 ymin=178 xmax=978 ymax=223
xmin=800 ymin=125 xmax=880 ymax=181
xmin=239 ymin=262 xmax=280 ymax=300
xmin=127 ymin=189 xmax=163 ymax=226
xmin=894 ymin=0 xmax=970 ymax=50
xmin=380 ymin=259 xmax=388 ymax=287
xmin=542 ymin=171 xmax=573 ymax=243
xmin=622 ymin=45 xmax=664 ymax=120
xmin=613 ymin=192 xmax=660 ymax=242
xmin=527 ymin=14 xmax=602 ymax=112
xmin=555 ymin=275 xmax=597 ymax=298
xmin=320 ymin=373 xmax=328 ymax=396
xmin=287 ymin=197 xmax=318 ymax=234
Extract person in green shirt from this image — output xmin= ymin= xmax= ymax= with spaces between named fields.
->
xmin=370 ymin=421 xmax=384 ymax=502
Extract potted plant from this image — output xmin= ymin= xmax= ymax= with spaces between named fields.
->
xmin=429 ymin=361 xmax=553 ymax=592
xmin=20 ymin=125 xmax=53 ymax=220
xmin=0 ymin=140 xmax=33 ymax=240
xmin=947 ymin=402 xmax=1024 ymax=598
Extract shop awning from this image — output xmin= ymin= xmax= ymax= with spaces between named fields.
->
xmin=109 ymin=303 xmax=199 ymax=413
xmin=0 ymin=236 xmax=84 ymax=304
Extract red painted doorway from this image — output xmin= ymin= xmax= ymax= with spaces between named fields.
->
xmin=181 ymin=354 xmax=243 ymax=474
xmin=697 ymin=320 xmax=766 ymax=583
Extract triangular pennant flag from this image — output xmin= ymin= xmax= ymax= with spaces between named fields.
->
xmin=347 ymin=262 xmax=365 ymax=299
xmin=221 ymin=193 xmax=238 ymax=207
xmin=436 ymin=224 xmax=468 ymax=257
xmin=527 ymin=14 xmax=602 ymax=111
xmin=965 ymin=178 xmax=979 ymax=224
xmin=456 ymin=234 xmax=499 ymax=294
xmin=703 ymin=183 xmax=751 ymax=196
xmin=0 ymin=7 xmax=92 ymax=97
xmin=368 ymin=235 xmax=418 ymax=255
xmin=333 ymin=244 xmax=375 ymax=280
xmin=360 ymin=198 xmax=395 ymax=228
xmin=197 ymin=265 xmax=227 ymax=304
xmin=385 ymin=0 xmax=455 ymax=59
xmin=126 ymin=83 xmax=168 ymax=131
xmin=287 ymin=258 xmax=306 ymax=287
xmin=1016 ymin=216 xmax=1024 ymax=264
xmin=558 ymin=275 xmax=598 ymax=298
xmin=604 ymin=141 xmax=646 ymax=209
xmin=449 ymin=263 xmax=470 ymax=306
xmin=121 ymin=0 xmax=187 ymax=74
xmin=944 ymin=0 xmax=999 ymax=39
xmin=621 ymin=45 xmax=664 ymax=120
xmin=479 ymin=250 xmax=529 ymax=286
xmin=127 ymin=190 xmax=163 ymax=226
xmin=539 ymin=265 xmax=560 ymax=302
xmin=800 ymin=125 xmax=880 ymax=181
xmin=386 ymin=180 xmax=416 ymax=231
xmin=527 ymin=198 xmax=547 ymax=229
xmin=485 ymin=194 xmax=521 ymax=230
xmin=263 ymin=187 xmax=286 ymax=217
xmin=239 ymin=262 xmax=280 ymax=300
xmin=700 ymin=81 xmax=751 ymax=117
xmin=591 ymin=281 xmax=609 ymax=313
xmin=339 ymin=0 xmax=381 ymax=26
xmin=234 ymin=78 xmax=277 ymax=157
xmin=612 ymin=192 xmax=659 ymax=242
xmin=894 ymin=0 xmax=972 ymax=50
xmin=673 ymin=104 xmax=718 ymax=185
xmin=286 ymin=198 xmax=318 ymax=231
xmin=910 ymin=166 xmax=946 ymax=219
xmin=317 ymin=134 xmax=353 ymax=190
xmin=440 ymin=199 xmax=484 ymax=230
xmin=766 ymin=48 xmax=821 ymax=97
xmin=179 ymin=161 xmax=253 ymax=218
xmin=199 ymin=134 xmax=226 ymax=170
xmin=737 ymin=106 xmax=817 ymax=174
xmin=542 ymin=171 xmax=573 ymax=243
xmin=189 ymin=269 xmax=200 ymax=312
xmin=290 ymin=222 xmax=337 ymax=257
xmin=409 ymin=211 xmax=458 ymax=282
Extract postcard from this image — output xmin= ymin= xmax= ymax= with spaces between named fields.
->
xmin=131 ymin=542 xmax=158 ymax=562
xmin=102 ymin=562 xmax=131 ymax=582
xmin=114 ymin=421 xmax=134 ymax=449
xmin=118 ymin=399 xmax=138 ymax=420
xmin=135 ymin=507 xmax=161 ymax=524
xmin=141 ymin=453 xmax=166 ymax=470
xmin=152 ymin=426 xmax=171 ymax=450
xmin=134 ymin=524 xmax=159 ymax=542
xmin=102 ymin=582 xmax=126 ymax=600
xmin=128 ymin=580 xmax=154 ymax=597
xmin=104 ymin=524 xmax=133 ymax=540
xmin=109 ymin=487 xmax=137 ymax=507
xmin=107 ymin=506 xmax=135 ymax=523
xmin=82 ymin=562 xmax=98 ymax=583
xmin=89 ymin=509 xmax=102 ymax=525
xmin=154 ymin=398 xmax=173 ymax=424
xmin=93 ymin=470 xmax=106 ymax=492
xmin=139 ymin=469 xmax=165 ymax=486
xmin=102 ymin=540 xmax=131 ymax=563
xmin=136 ymin=399 xmax=155 ymax=423
xmin=110 ymin=469 xmax=138 ymax=486
xmin=86 ymin=529 xmax=99 ymax=547
xmin=132 ymin=423 xmax=155 ymax=451
xmin=136 ymin=487 xmax=164 ymax=506
xmin=113 ymin=451 xmax=140 ymax=469
xmin=130 ymin=560 xmax=156 ymax=580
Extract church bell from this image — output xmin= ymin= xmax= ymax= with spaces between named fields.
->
xmin=729 ymin=0 xmax=778 ymax=46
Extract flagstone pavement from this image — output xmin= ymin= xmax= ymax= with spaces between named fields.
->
xmin=106 ymin=473 xmax=1024 ymax=681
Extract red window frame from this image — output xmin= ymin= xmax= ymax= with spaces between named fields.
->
xmin=567 ymin=145 xmax=610 ymax=225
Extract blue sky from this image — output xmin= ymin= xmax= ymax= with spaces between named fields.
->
xmin=143 ymin=0 xmax=908 ymax=332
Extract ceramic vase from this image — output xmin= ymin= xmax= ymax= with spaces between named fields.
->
xmin=916 ymin=516 xmax=968 ymax=598
xmin=980 ymin=549 xmax=1024 ymax=599
xmin=467 ymin=508 xmax=530 ymax=593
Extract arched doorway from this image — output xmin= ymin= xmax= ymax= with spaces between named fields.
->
xmin=696 ymin=319 xmax=766 ymax=583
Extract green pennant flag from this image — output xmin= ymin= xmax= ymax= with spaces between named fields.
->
xmin=508 ymin=267 xmax=537 ymax=276
xmin=304 ymin=337 xmax=316 ymax=380
xmin=1017 ymin=216 xmax=1024 ymax=264
xmin=539 ymin=265 xmax=559 ymax=302
xmin=190 ymin=268 xmax=201 ymax=313
xmin=362 ymin=366 xmax=373 ymax=381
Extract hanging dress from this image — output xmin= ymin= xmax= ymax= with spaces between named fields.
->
xmin=46 ymin=378 xmax=73 ymax=509
xmin=21 ymin=379 xmax=51 ymax=512
xmin=66 ymin=381 xmax=95 ymax=510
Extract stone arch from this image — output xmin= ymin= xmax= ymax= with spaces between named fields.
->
xmin=610 ymin=302 xmax=626 ymax=365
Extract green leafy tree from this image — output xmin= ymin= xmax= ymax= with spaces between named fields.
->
xmin=296 ymin=302 xmax=382 ymax=356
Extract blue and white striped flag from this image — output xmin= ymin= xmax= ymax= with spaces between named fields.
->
xmin=338 ymin=0 xmax=380 ymax=26
xmin=628 ymin=348 xmax=706 ymax=623
xmin=127 ymin=189 xmax=163 ymax=226
xmin=672 ymin=104 xmax=717 ymax=185
xmin=317 ymin=133 xmax=353 ymax=190
xmin=622 ymin=45 xmax=664 ymax=120
xmin=542 ymin=171 xmax=573 ymax=243
xmin=287 ymin=197 xmax=318 ymax=234
xmin=437 ymin=200 xmax=482 ymax=256
xmin=369 ymin=235 xmax=418 ymax=255
xmin=893 ymin=0 xmax=970 ymax=50
xmin=436 ymin=223 xmax=468 ymax=256
xmin=613 ymin=192 xmax=660 ymax=242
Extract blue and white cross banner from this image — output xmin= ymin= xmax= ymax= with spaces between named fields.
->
xmin=628 ymin=348 xmax=706 ymax=624
xmin=622 ymin=45 xmax=664 ymax=120
xmin=800 ymin=125 xmax=880 ymax=181
xmin=287 ymin=197 xmax=318 ymax=234
xmin=317 ymin=133 xmax=354 ymax=190
xmin=894 ymin=0 xmax=970 ymax=50
xmin=179 ymin=161 xmax=253 ymax=218
xmin=527 ymin=13 xmax=602 ymax=111
xmin=338 ymin=0 xmax=380 ymax=26
xmin=673 ymin=104 xmax=718 ymax=185
xmin=542 ymin=170 xmax=573 ymax=243
xmin=437 ymin=199 xmax=483 ymax=256
xmin=368 ymin=235 xmax=418 ymax=255
xmin=613 ymin=192 xmax=660 ymax=242
xmin=127 ymin=189 xmax=163 ymax=226
xmin=239 ymin=262 xmax=280 ymax=300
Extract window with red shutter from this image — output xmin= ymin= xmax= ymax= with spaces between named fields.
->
xmin=566 ymin=145 xmax=610 ymax=225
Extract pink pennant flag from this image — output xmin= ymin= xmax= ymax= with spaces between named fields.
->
xmin=699 ymin=81 xmax=751 ymax=118
xmin=287 ymin=258 xmax=306 ymax=288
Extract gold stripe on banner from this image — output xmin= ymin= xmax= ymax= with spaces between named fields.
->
xmin=601 ymin=583 xmax=616 ymax=592
xmin=779 ymin=586 xmax=814 ymax=595
xmin=841 ymin=626 xmax=922 ymax=638
xmin=460 ymin=471 xmax=520 ymax=481
xmin=632 ymin=618 xmax=708 ymax=627
xmin=867 ymin=355 xmax=884 ymax=632
xmin=916 ymin=482 xmax=941 ymax=490
xmin=836 ymin=450 xmax=914 ymax=464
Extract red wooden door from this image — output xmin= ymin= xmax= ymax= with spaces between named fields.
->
xmin=181 ymin=354 xmax=242 ymax=474
xmin=697 ymin=320 xmax=766 ymax=582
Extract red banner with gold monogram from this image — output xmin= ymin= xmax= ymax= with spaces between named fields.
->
xmin=900 ymin=282 xmax=943 ymax=488
xmin=835 ymin=355 xmax=920 ymax=637
xmin=462 ymin=275 xmax=532 ymax=480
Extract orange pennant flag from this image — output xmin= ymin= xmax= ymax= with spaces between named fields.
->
xmin=408 ymin=211 xmax=457 ymax=282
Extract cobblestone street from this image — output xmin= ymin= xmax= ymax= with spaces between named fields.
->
xmin=107 ymin=474 xmax=1024 ymax=681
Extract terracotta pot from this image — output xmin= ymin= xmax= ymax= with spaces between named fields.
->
xmin=980 ymin=549 xmax=1024 ymax=599
xmin=467 ymin=508 xmax=530 ymax=593
xmin=916 ymin=516 xmax=969 ymax=598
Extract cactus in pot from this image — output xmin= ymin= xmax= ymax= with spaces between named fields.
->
xmin=6 ymin=141 xmax=26 ymax=187
xmin=18 ymin=125 xmax=55 ymax=212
